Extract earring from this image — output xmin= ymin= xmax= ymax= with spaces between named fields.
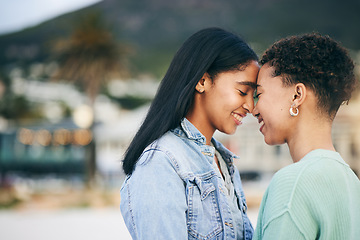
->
xmin=289 ymin=104 xmax=299 ymax=117
xmin=196 ymin=88 xmax=204 ymax=93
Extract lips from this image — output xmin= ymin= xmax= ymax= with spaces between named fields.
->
xmin=258 ymin=116 xmax=265 ymax=133
xmin=231 ymin=112 xmax=245 ymax=125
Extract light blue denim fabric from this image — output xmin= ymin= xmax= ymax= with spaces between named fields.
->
xmin=120 ymin=118 xmax=253 ymax=240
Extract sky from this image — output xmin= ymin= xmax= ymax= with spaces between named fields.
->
xmin=0 ymin=0 xmax=102 ymax=35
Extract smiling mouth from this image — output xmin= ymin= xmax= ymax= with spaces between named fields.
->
xmin=258 ymin=117 xmax=265 ymax=132
xmin=231 ymin=112 xmax=244 ymax=125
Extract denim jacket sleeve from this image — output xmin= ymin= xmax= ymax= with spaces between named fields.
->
xmin=120 ymin=149 xmax=188 ymax=240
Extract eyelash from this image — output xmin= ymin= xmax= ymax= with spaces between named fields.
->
xmin=238 ymin=90 xmax=247 ymax=96
xmin=254 ymin=93 xmax=262 ymax=99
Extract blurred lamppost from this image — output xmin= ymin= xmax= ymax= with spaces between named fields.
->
xmin=73 ymin=104 xmax=94 ymax=129
xmin=73 ymin=104 xmax=95 ymax=185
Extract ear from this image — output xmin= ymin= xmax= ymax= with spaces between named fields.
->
xmin=195 ymin=73 xmax=211 ymax=93
xmin=292 ymin=83 xmax=307 ymax=107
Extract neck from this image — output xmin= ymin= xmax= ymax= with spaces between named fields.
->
xmin=186 ymin=111 xmax=215 ymax=146
xmin=287 ymin=118 xmax=335 ymax=163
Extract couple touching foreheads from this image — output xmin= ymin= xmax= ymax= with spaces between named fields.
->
xmin=120 ymin=28 xmax=360 ymax=240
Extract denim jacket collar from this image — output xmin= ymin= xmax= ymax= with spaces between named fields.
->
xmin=173 ymin=118 xmax=239 ymax=164
xmin=179 ymin=118 xmax=207 ymax=143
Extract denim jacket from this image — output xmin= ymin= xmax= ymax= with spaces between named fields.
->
xmin=120 ymin=118 xmax=253 ymax=240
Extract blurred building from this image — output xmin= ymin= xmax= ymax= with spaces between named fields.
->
xmin=0 ymin=75 xmax=159 ymax=184
xmin=1 ymin=74 xmax=359 ymax=184
xmin=0 ymin=120 xmax=92 ymax=177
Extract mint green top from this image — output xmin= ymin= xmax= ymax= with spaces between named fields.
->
xmin=254 ymin=149 xmax=360 ymax=240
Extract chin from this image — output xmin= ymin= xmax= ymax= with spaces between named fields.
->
xmin=228 ymin=127 xmax=238 ymax=135
xmin=221 ymin=127 xmax=236 ymax=135
xmin=264 ymin=137 xmax=285 ymax=146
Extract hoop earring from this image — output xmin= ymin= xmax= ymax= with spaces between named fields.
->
xmin=289 ymin=105 xmax=299 ymax=117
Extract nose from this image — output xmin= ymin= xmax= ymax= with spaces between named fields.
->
xmin=243 ymin=94 xmax=254 ymax=113
xmin=252 ymin=103 xmax=259 ymax=116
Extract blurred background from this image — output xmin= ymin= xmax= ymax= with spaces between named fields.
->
xmin=0 ymin=0 xmax=359 ymax=239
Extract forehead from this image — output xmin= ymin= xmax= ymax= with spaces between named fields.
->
xmin=215 ymin=62 xmax=259 ymax=86
xmin=258 ymin=65 xmax=274 ymax=84
xmin=257 ymin=64 xmax=283 ymax=88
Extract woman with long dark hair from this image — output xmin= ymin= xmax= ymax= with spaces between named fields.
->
xmin=120 ymin=27 xmax=259 ymax=240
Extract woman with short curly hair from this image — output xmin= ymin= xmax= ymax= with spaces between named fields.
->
xmin=253 ymin=33 xmax=360 ymax=239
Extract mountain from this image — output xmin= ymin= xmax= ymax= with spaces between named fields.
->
xmin=1 ymin=0 xmax=359 ymax=77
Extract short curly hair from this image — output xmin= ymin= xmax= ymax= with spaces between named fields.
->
xmin=261 ymin=33 xmax=356 ymax=119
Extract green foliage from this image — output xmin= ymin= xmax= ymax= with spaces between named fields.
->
xmin=110 ymin=95 xmax=152 ymax=110
xmin=0 ymin=94 xmax=41 ymax=120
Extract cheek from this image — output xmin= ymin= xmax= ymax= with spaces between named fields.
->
xmin=265 ymin=109 xmax=290 ymax=140
xmin=256 ymin=99 xmax=267 ymax=114
xmin=260 ymin=100 xmax=287 ymax=127
xmin=230 ymin=94 xmax=244 ymax=107
xmin=217 ymin=91 xmax=240 ymax=110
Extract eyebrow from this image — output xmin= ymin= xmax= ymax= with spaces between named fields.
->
xmin=237 ymin=81 xmax=259 ymax=89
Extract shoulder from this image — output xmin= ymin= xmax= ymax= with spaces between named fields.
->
xmin=263 ymin=151 xmax=351 ymax=216
xmin=284 ymin=152 xmax=354 ymax=191
xmin=121 ymin=141 xmax=185 ymax=200
xmin=128 ymin=130 xmax=196 ymax=182
xmin=262 ymin=157 xmax=326 ymax=214
xmin=257 ymin=159 xmax=320 ymax=237
xmin=138 ymin=131 xmax=185 ymax=163
xmin=134 ymin=135 xmax=180 ymax=177
xmin=270 ymin=151 xmax=347 ymax=189
xmin=267 ymin=160 xmax=308 ymax=196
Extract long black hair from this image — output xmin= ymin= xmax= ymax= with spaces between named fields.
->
xmin=122 ymin=27 xmax=258 ymax=175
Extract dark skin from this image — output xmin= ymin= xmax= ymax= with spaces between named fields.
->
xmin=186 ymin=61 xmax=259 ymax=178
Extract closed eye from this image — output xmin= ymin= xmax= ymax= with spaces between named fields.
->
xmin=253 ymin=92 xmax=261 ymax=105
xmin=254 ymin=89 xmax=262 ymax=99
xmin=238 ymin=90 xmax=247 ymax=96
